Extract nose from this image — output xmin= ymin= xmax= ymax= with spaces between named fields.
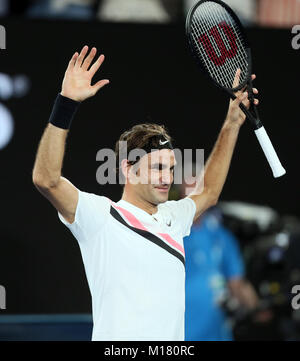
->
xmin=161 ymin=169 xmax=173 ymax=185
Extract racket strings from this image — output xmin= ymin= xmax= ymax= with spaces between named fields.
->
xmin=195 ymin=3 xmax=236 ymax=85
xmin=190 ymin=1 xmax=249 ymax=89
xmin=214 ymin=4 xmax=247 ymax=81
xmin=196 ymin=3 xmax=247 ymax=85
xmin=213 ymin=3 xmax=247 ymax=79
xmin=195 ymin=2 xmax=247 ymax=85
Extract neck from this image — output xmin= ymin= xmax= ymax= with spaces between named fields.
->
xmin=121 ymin=189 xmax=158 ymax=215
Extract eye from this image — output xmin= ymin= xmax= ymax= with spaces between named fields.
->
xmin=152 ymin=164 xmax=163 ymax=170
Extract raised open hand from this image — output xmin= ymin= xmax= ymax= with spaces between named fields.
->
xmin=61 ymin=45 xmax=110 ymax=102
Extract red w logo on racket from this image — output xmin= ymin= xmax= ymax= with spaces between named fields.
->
xmin=198 ymin=21 xmax=237 ymax=66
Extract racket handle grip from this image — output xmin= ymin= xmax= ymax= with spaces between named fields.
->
xmin=254 ymin=126 xmax=286 ymax=178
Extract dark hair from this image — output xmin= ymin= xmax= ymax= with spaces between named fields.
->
xmin=115 ymin=123 xmax=172 ymax=183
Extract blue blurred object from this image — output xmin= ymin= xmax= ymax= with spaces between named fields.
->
xmin=0 ymin=314 xmax=92 ymax=341
xmin=184 ymin=208 xmax=245 ymax=341
xmin=26 ymin=0 xmax=94 ymax=20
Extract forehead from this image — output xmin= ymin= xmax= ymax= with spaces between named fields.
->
xmin=144 ymin=149 xmax=176 ymax=165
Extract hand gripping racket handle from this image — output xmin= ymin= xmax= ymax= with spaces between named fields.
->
xmin=254 ymin=126 xmax=286 ymax=178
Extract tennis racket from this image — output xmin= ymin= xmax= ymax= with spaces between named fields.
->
xmin=185 ymin=0 xmax=286 ymax=178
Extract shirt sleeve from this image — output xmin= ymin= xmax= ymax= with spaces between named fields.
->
xmin=163 ymin=197 xmax=197 ymax=237
xmin=221 ymin=227 xmax=245 ymax=280
xmin=58 ymin=189 xmax=111 ymax=244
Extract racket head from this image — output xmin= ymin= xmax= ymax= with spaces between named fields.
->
xmin=186 ymin=0 xmax=252 ymax=93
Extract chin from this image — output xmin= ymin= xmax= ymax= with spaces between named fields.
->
xmin=156 ymin=192 xmax=169 ymax=203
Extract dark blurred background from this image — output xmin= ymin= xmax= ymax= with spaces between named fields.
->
xmin=0 ymin=0 xmax=299 ymax=341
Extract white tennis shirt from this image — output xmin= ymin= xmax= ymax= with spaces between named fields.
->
xmin=58 ymin=189 xmax=196 ymax=341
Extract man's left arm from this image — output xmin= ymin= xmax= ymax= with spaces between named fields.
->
xmin=189 ymin=70 xmax=259 ymax=221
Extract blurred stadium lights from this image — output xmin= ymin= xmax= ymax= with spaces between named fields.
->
xmin=0 ymin=103 xmax=14 ymax=150
xmin=97 ymin=0 xmax=181 ymax=23
xmin=0 ymin=73 xmax=30 ymax=150
xmin=219 ymin=201 xmax=278 ymax=233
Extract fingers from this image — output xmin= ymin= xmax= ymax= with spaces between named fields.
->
xmin=234 ymin=91 xmax=259 ymax=109
xmin=248 ymin=87 xmax=259 ymax=105
xmin=240 ymin=86 xmax=258 ymax=96
xmin=71 ymin=45 xmax=106 ymax=76
xmin=233 ymin=72 xmax=256 ymax=88
xmin=71 ymin=46 xmax=103 ymax=72
xmin=92 ymin=79 xmax=110 ymax=95
xmin=82 ymin=47 xmax=97 ymax=71
xmin=75 ymin=45 xmax=89 ymax=69
xmin=232 ymin=68 xmax=241 ymax=88
xmin=232 ymin=69 xmax=258 ymax=104
xmin=235 ymin=91 xmax=248 ymax=106
xmin=89 ymin=54 xmax=105 ymax=77
xmin=66 ymin=52 xmax=79 ymax=71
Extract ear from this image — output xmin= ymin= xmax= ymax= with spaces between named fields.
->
xmin=120 ymin=159 xmax=130 ymax=181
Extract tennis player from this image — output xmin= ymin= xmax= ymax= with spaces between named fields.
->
xmin=32 ymin=46 xmax=258 ymax=341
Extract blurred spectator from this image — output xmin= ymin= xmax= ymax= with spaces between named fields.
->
xmin=97 ymin=0 xmax=181 ymax=23
xmin=0 ymin=0 xmax=9 ymax=17
xmin=4 ymin=0 xmax=300 ymax=28
xmin=257 ymin=0 xmax=300 ymax=28
xmin=184 ymin=0 xmax=257 ymax=26
xmin=184 ymin=207 xmax=259 ymax=340
xmin=26 ymin=0 xmax=98 ymax=20
xmin=0 ymin=1 xmax=32 ymax=17
xmin=173 ymin=166 xmax=259 ymax=340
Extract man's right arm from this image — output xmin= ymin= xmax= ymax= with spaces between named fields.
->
xmin=32 ymin=124 xmax=78 ymax=224
xmin=32 ymin=45 xmax=109 ymax=224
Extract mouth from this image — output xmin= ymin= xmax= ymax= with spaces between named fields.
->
xmin=155 ymin=186 xmax=169 ymax=193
